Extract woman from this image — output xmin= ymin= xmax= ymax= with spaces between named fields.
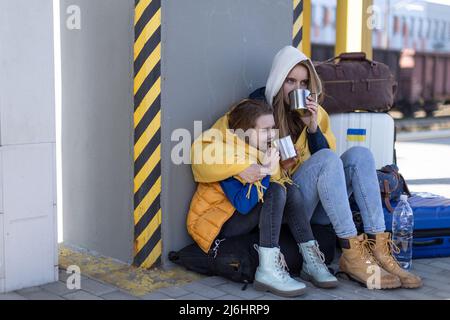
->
xmin=248 ymin=45 xmax=422 ymax=289
xmin=187 ymin=99 xmax=337 ymax=298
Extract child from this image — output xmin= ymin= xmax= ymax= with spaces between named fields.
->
xmin=187 ymin=99 xmax=338 ymax=298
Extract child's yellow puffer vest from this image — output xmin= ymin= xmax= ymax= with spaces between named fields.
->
xmin=187 ymin=113 xmax=288 ymax=253
xmin=186 ymin=182 xmax=236 ymax=253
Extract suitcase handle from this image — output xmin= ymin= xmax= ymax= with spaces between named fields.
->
xmin=413 ymin=238 xmax=443 ymax=247
xmin=339 ymin=52 xmax=367 ymax=61
xmin=322 ymin=52 xmax=372 ymax=64
xmin=319 ymin=52 xmax=380 ymax=78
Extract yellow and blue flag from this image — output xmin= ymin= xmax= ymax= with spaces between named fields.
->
xmin=346 ymin=129 xmax=366 ymax=142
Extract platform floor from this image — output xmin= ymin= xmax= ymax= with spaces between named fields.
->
xmin=2 ymin=256 xmax=450 ymax=300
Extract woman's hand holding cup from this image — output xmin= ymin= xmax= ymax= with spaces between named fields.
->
xmin=300 ymin=96 xmax=318 ymax=133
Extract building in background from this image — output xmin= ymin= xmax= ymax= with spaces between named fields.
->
xmin=311 ymin=0 xmax=450 ymax=53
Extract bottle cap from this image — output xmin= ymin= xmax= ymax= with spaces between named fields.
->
xmin=400 ymin=194 xmax=408 ymax=201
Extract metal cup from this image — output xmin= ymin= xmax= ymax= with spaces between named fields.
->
xmin=272 ymin=135 xmax=297 ymax=161
xmin=289 ymin=88 xmax=311 ymax=116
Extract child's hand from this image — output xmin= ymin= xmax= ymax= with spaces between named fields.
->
xmin=280 ymin=147 xmax=300 ymax=171
xmin=261 ymin=147 xmax=280 ymax=175
xmin=280 ymin=157 xmax=297 ymax=170
xmin=238 ymin=164 xmax=269 ymax=183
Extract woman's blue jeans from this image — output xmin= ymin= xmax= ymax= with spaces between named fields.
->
xmin=292 ymin=146 xmax=386 ymax=238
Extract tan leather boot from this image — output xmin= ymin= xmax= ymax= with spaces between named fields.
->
xmin=367 ymin=232 xmax=423 ymax=289
xmin=339 ymin=234 xmax=401 ymax=289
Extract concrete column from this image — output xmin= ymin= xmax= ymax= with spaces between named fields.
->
xmin=60 ymin=0 xmax=135 ymax=264
xmin=293 ymin=0 xmax=312 ymax=57
xmin=0 ymin=0 xmax=58 ymax=292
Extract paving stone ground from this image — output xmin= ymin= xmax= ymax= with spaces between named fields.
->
xmin=2 ymin=257 xmax=450 ymax=300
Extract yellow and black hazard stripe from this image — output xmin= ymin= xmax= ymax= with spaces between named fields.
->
xmin=293 ymin=0 xmax=311 ymax=57
xmin=292 ymin=0 xmax=303 ymax=49
xmin=133 ymin=0 xmax=162 ymax=269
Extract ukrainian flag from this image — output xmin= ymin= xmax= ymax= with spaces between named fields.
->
xmin=346 ymin=129 xmax=366 ymax=142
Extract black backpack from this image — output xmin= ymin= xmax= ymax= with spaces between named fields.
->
xmin=168 ymin=224 xmax=336 ymax=284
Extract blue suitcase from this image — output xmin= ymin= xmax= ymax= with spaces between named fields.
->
xmin=383 ymin=193 xmax=450 ymax=259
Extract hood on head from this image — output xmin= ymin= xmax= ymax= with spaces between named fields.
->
xmin=264 ymin=45 xmax=322 ymax=106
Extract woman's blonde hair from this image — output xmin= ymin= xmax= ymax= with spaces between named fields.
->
xmin=273 ymin=61 xmax=323 ymax=142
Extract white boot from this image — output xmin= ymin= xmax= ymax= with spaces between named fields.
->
xmin=298 ymin=240 xmax=339 ymax=288
xmin=253 ymin=245 xmax=307 ymax=297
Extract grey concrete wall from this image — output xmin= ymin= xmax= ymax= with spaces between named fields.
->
xmin=161 ymin=0 xmax=293 ymax=265
xmin=60 ymin=0 xmax=135 ymax=263
xmin=0 ymin=0 xmax=58 ymax=291
xmin=60 ymin=0 xmax=294 ymax=267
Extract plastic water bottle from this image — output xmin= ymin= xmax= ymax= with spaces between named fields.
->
xmin=392 ymin=194 xmax=414 ymax=270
